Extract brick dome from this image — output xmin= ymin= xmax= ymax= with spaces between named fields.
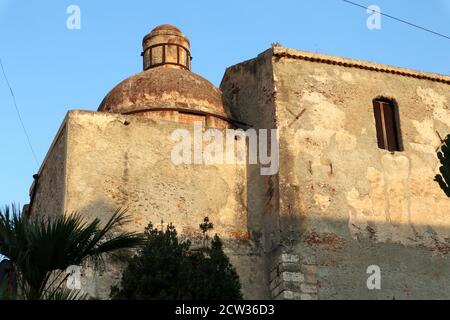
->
xmin=98 ymin=25 xmax=232 ymax=126
xmin=98 ymin=66 xmax=230 ymax=120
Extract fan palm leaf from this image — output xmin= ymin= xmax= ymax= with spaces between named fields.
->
xmin=0 ymin=206 xmax=143 ymax=300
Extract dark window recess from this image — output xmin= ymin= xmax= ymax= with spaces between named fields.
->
xmin=373 ymin=99 xmax=401 ymax=152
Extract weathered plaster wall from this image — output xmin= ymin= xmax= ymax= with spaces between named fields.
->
xmin=272 ymin=48 xmax=450 ymax=299
xmin=29 ymin=124 xmax=67 ymax=218
xmin=32 ymin=44 xmax=450 ymax=300
xmin=221 ymin=51 xmax=278 ymax=300
xmin=62 ymin=110 xmax=267 ymax=299
xmin=222 ymin=46 xmax=450 ymax=300
xmin=221 ymin=50 xmax=280 ymax=248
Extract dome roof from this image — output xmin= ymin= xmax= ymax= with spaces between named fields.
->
xmin=98 ymin=24 xmax=232 ymax=124
xmin=98 ymin=66 xmax=230 ymax=119
xmin=143 ymin=24 xmax=188 ymax=42
xmin=152 ymin=24 xmax=181 ymax=32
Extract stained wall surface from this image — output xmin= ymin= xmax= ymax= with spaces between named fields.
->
xmin=29 ymin=124 xmax=67 ymax=219
xmin=62 ymin=110 xmax=268 ymax=299
xmin=31 ymin=44 xmax=450 ymax=300
xmin=221 ymin=47 xmax=450 ymax=300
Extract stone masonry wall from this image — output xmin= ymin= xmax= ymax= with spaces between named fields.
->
xmin=62 ymin=110 xmax=268 ymax=299
xmin=269 ymin=252 xmax=318 ymax=300
xmin=222 ymin=46 xmax=450 ymax=299
xmin=29 ymin=123 xmax=67 ymax=218
xmin=221 ymin=51 xmax=279 ymax=299
xmin=273 ymin=47 xmax=450 ymax=299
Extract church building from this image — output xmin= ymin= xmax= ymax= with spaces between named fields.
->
xmin=28 ymin=24 xmax=450 ymax=300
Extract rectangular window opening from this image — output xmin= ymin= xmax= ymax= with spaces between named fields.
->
xmin=373 ymin=99 xmax=402 ymax=152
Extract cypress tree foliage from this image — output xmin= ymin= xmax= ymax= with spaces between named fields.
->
xmin=435 ymin=135 xmax=450 ymax=197
xmin=111 ymin=219 xmax=242 ymax=300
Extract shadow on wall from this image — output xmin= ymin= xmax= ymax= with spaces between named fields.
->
xmin=270 ymin=212 xmax=450 ymax=300
xmin=72 ymin=193 xmax=450 ymax=300
xmin=76 ymin=198 xmax=271 ymax=300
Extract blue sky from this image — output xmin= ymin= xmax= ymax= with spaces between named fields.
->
xmin=0 ymin=0 xmax=449 ymax=207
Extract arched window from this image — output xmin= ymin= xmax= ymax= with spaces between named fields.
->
xmin=373 ymin=98 xmax=402 ymax=152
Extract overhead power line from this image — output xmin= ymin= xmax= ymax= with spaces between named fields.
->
xmin=0 ymin=57 xmax=40 ymax=167
xmin=343 ymin=0 xmax=450 ymax=41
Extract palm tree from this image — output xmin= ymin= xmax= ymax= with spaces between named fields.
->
xmin=0 ymin=206 xmax=143 ymax=300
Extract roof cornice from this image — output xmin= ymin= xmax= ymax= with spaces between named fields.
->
xmin=272 ymin=47 xmax=450 ymax=86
